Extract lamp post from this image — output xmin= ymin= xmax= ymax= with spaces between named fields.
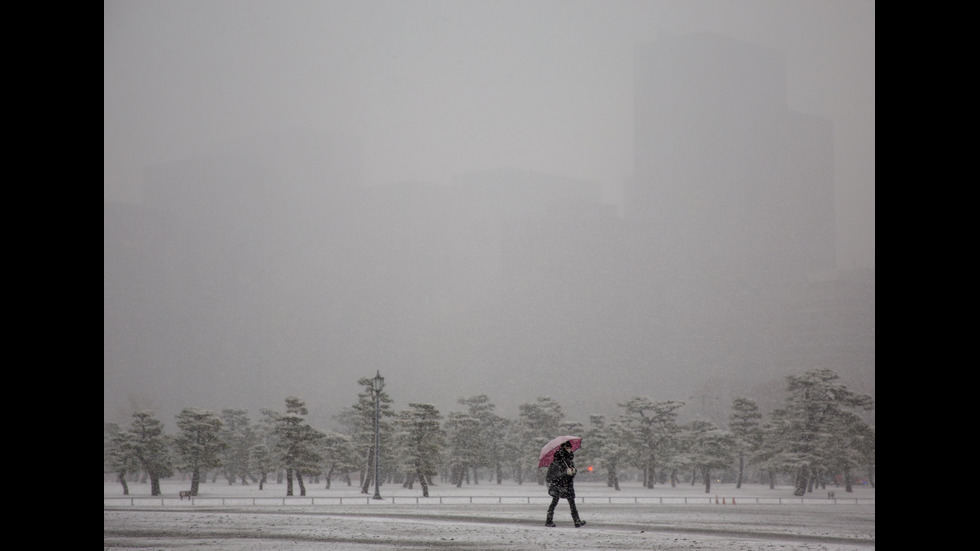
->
xmin=371 ymin=370 xmax=385 ymax=500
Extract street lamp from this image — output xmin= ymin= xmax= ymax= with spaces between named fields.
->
xmin=371 ymin=370 xmax=385 ymax=500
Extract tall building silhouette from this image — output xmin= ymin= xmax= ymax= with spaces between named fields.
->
xmin=631 ymin=32 xmax=834 ymax=281
xmin=628 ymin=33 xmax=840 ymax=383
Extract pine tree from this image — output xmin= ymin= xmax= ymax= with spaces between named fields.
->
xmin=251 ymin=408 xmax=282 ymax=490
xmin=174 ymin=408 xmax=226 ymax=496
xmin=318 ymin=431 xmax=359 ymax=489
xmin=336 ymin=378 xmax=393 ymax=494
xmin=824 ymin=410 xmax=875 ymax=492
xmin=771 ymin=369 xmax=874 ymax=496
xmin=104 ymin=422 xmax=139 ymax=495
xmin=396 ymin=403 xmax=444 ymax=496
xmin=729 ymin=397 xmax=763 ymax=488
xmin=274 ymin=397 xmax=324 ymax=496
xmin=444 ymin=411 xmax=481 ymax=487
xmin=457 ymin=395 xmax=506 ymax=484
xmin=584 ymin=414 xmax=626 ymax=490
xmin=125 ymin=410 xmax=173 ymax=496
xmin=515 ymin=397 xmax=565 ymax=485
xmin=680 ymin=420 xmax=736 ymax=493
xmin=219 ymin=408 xmax=256 ymax=485
xmin=617 ymin=398 xmax=683 ymax=488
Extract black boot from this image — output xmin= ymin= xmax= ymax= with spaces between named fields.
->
xmin=574 ymin=519 xmax=587 ymax=527
xmin=545 ymin=511 xmax=556 ymax=527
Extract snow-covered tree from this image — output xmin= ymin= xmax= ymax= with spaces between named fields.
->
xmin=770 ymin=369 xmax=874 ymax=496
xmin=104 ymin=422 xmax=139 ymax=494
xmin=583 ymin=414 xmax=626 ymax=490
xmin=125 ymin=410 xmax=173 ymax=496
xmin=753 ymin=418 xmax=784 ymax=488
xmin=396 ymin=403 xmax=444 ymax=496
xmin=274 ymin=397 xmax=324 ymax=496
xmin=219 ymin=408 xmax=256 ymax=485
xmin=857 ymin=424 xmax=875 ymax=489
xmin=443 ymin=411 xmax=481 ymax=487
xmin=729 ymin=397 xmax=763 ymax=488
xmin=617 ymin=398 xmax=684 ymax=488
xmin=174 ymin=408 xmax=226 ymax=496
xmin=318 ymin=431 xmax=359 ymax=489
xmin=824 ymin=410 xmax=875 ymax=492
xmin=251 ymin=408 xmax=282 ymax=490
xmin=457 ymin=395 xmax=506 ymax=483
xmin=335 ymin=377 xmax=394 ymax=494
xmin=583 ymin=415 xmax=630 ymax=492
xmin=515 ymin=396 xmax=565 ymax=485
xmin=680 ymin=420 xmax=736 ymax=493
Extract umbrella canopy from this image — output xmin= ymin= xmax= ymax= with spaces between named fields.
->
xmin=538 ymin=435 xmax=582 ymax=468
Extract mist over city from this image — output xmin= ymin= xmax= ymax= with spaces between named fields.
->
xmin=104 ymin=1 xmax=874 ymax=429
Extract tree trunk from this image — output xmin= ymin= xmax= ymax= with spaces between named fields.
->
xmin=793 ymin=467 xmax=808 ymax=496
xmin=703 ymin=468 xmax=711 ymax=493
xmin=736 ymin=453 xmax=744 ymax=489
xmin=419 ymin=472 xmax=430 ymax=497
xmin=361 ymin=449 xmax=374 ymax=494
xmin=150 ymin=473 xmax=162 ymax=496
xmin=286 ymin=468 xmax=294 ymax=496
xmin=844 ymin=467 xmax=854 ymax=493
xmin=191 ymin=467 xmax=201 ymax=496
xmin=259 ymin=472 xmax=266 ymax=491
xmin=298 ymin=472 xmax=306 ymax=496
xmin=118 ymin=471 xmax=130 ymax=495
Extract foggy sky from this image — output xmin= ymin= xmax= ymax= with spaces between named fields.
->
xmin=104 ymin=0 xmax=873 ymax=269
xmin=104 ymin=1 xmax=875 ymax=427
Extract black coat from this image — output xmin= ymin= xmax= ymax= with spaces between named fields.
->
xmin=546 ymin=448 xmax=576 ymax=499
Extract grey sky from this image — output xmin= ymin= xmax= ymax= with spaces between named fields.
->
xmin=104 ymin=0 xmax=874 ymax=270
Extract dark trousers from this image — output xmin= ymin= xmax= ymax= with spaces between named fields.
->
xmin=547 ymin=496 xmax=579 ymax=522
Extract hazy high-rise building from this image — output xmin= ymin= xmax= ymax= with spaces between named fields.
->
xmin=631 ymin=33 xmax=835 ymax=281
xmin=628 ymin=33 xmax=838 ymax=382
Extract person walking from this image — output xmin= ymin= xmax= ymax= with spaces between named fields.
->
xmin=545 ymin=440 xmax=586 ymax=527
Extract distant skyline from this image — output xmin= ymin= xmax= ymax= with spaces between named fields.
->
xmin=105 ymin=1 xmax=874 ymax=430
xmin=104 ymin=0 xmax=874 ymax=271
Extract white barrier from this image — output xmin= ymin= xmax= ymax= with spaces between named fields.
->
xmin=104 ymin=495 xmax=875 ymax=507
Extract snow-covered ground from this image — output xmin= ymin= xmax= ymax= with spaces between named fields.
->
xmin=104 ymin=478 xmax=875 ymax=550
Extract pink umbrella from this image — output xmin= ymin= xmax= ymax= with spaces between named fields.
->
xmin=538 ymin=435 xmax=582 ymax=468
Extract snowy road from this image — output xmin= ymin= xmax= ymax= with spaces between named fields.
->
xmin=104 ymin=503 xmax=874 ymax=550
xmin=105 ymin=480 xmax=874 ymax=550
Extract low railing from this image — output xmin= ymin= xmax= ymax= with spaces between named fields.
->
xmin=104 ymin=494 xmax=874 ymax=507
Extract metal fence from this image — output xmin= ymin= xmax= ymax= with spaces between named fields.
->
xmin=105 ymin=494 xmax=874 ymax=507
